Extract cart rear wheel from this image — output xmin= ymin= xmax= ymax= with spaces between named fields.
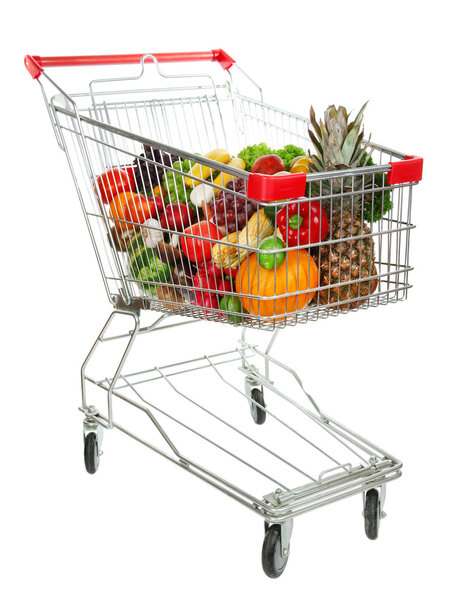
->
xmin=250 ymin=388 xmax=266 ymax=425
xmin=262 ymin=524 xmax=289 ymax=578
xmin=364 ymin=488 xmax=380 ymax=540
xmin=84 ymin=432 xmax=100 ymax=474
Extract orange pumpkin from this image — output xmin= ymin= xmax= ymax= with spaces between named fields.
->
xmin=235 ymin=249 xmax=318 ymax=319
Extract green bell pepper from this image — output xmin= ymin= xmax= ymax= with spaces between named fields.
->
xmin=220 ymin=295 xmax=246 ymax=324
xmin=258 ymin=237 xmax=286 ymax=270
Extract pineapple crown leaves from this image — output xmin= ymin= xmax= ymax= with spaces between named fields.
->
xmin=308 ymin=101 xmax=372 ymax=172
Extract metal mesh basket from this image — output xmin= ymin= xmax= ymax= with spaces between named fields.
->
xmin=26 ymin=51 xmax=422 ymax=330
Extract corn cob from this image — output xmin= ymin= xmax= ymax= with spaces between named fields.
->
xmin=212 ymin=209 xmax=274 ymax=269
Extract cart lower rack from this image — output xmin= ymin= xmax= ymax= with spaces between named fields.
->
xmin=81 ymin=310 xmax=401 ymax=577
xmin=26 ymin=50 xmax=420 ymax=578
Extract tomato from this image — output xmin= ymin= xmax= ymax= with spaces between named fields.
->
xmin=125 ymin=194 xmax=158 ymax=225
xmin=181 ymin=221 xmax=221 ymax=263
xmin=96 ymin=168 xmax=135 ymax=204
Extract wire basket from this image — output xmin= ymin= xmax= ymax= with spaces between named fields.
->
xmin=26 ymin=51 xmax=422 ymax=330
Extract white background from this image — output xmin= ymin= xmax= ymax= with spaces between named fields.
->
xmin=2 ymin=1 xmax=450 ymax=598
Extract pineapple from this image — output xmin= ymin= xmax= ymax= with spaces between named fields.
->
xmin=308 ymin=103 xmax=378 ymax=310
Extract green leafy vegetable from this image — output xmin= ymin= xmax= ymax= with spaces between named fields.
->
xmin=237 ymin=142 xmax=307 ymax=171
xmin=361 ymin=154 xmax=393 ymax=222
xmin=274 ymin=144 xmax=306 ymax=170
xmin=237 ymin=143 xmax=274 ymax=170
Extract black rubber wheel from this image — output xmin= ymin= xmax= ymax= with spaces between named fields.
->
xmin=364 ymin=488 xmax=380 ymax=540
xmin=262 ymin=525 xmax=289 ymax=578
xmin=84 ymin=432 xmax=100 ymax=475
xmin=250 ymin=388 xmax=266 ymax=425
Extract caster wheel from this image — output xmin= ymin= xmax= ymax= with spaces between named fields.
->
xmin=250 ymin=388 xmax=266 ymax=425
xmin=262 ymin=524 xmax=289 ymax=578
xmin=84 ymin=432 xmax=100 ymax=474
xmin=364 ymin=488 xmax=380 ymax=540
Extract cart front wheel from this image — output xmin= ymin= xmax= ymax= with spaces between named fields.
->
xmin=364 ymin=488 xmax=380 ymax=540
xmin=84 ymin=432 xmax=100 ymax=474
xmin=262 ymin=525 xmax=289 ymax=578
xmin=250 ymin=388 xmax=266 ymax=425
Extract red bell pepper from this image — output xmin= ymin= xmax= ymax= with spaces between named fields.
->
xmin=277 ymin=200 xmax=329 ymax=247
xmin=159 ymin=203 xmax=194 ymax=232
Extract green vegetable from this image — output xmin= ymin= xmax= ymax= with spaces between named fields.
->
xmin=127 ymin=232 xmax=171 ymax=294
xmin=136 ymin=261 xmax=171 ymax=293
xmin=237 ymin=142 xmax=306 ymax=171
xmin=220 ymin=295 xmax=246 ymax=324
xmin=238 ymin=143 xmax=274 ymax=171
xmin=274 ymin=144 xmax=306 ymax=170
xmin=258 ymin=237 xmax=286 ymax=270
xmin=361 ymin=154 xmax=393 ymax=222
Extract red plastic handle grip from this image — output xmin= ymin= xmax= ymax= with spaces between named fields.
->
xmin=387 ymin=155 xmax=423 ymax=185
xmin=24 ymin=49 xmax=235 ymax=79
xmin=247 ymin=172 xmax=307 ymax=202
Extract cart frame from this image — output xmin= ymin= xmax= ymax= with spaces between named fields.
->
xmin=26 ymin=50 xmax=419 ymax=578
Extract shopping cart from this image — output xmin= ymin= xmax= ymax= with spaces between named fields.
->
xmin=25 ymin=50 xmax=423 ymax=578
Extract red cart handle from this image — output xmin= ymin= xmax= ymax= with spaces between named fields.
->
xmin=24 ymin=50 xmax=235 ymax=79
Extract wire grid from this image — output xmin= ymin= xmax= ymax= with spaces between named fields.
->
xmin=85 ymin=337 xmax=398 ymax=513
xmin=52 ymin=90 xmax=415 ymax=330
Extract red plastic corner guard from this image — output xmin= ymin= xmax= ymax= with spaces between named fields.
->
xmin=24 ymin=55 xmax=43 ymax=79
xmin=212 ymin=49 xmax=235 ymax=70
xmin=247 ymin=173 xmax=307 ymax=202
xmin=387 ymin=155 xmax=423 ymax=185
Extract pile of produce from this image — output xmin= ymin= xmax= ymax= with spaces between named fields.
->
xmin=95 ymin=105 xmax=390 ymax=322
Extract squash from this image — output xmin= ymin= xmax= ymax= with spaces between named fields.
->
xmin=235 ymin=249 xmax=318 ymax=319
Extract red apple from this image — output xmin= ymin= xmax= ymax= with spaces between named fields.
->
xmin=251 ymin=154 xmax=286 ymax=175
